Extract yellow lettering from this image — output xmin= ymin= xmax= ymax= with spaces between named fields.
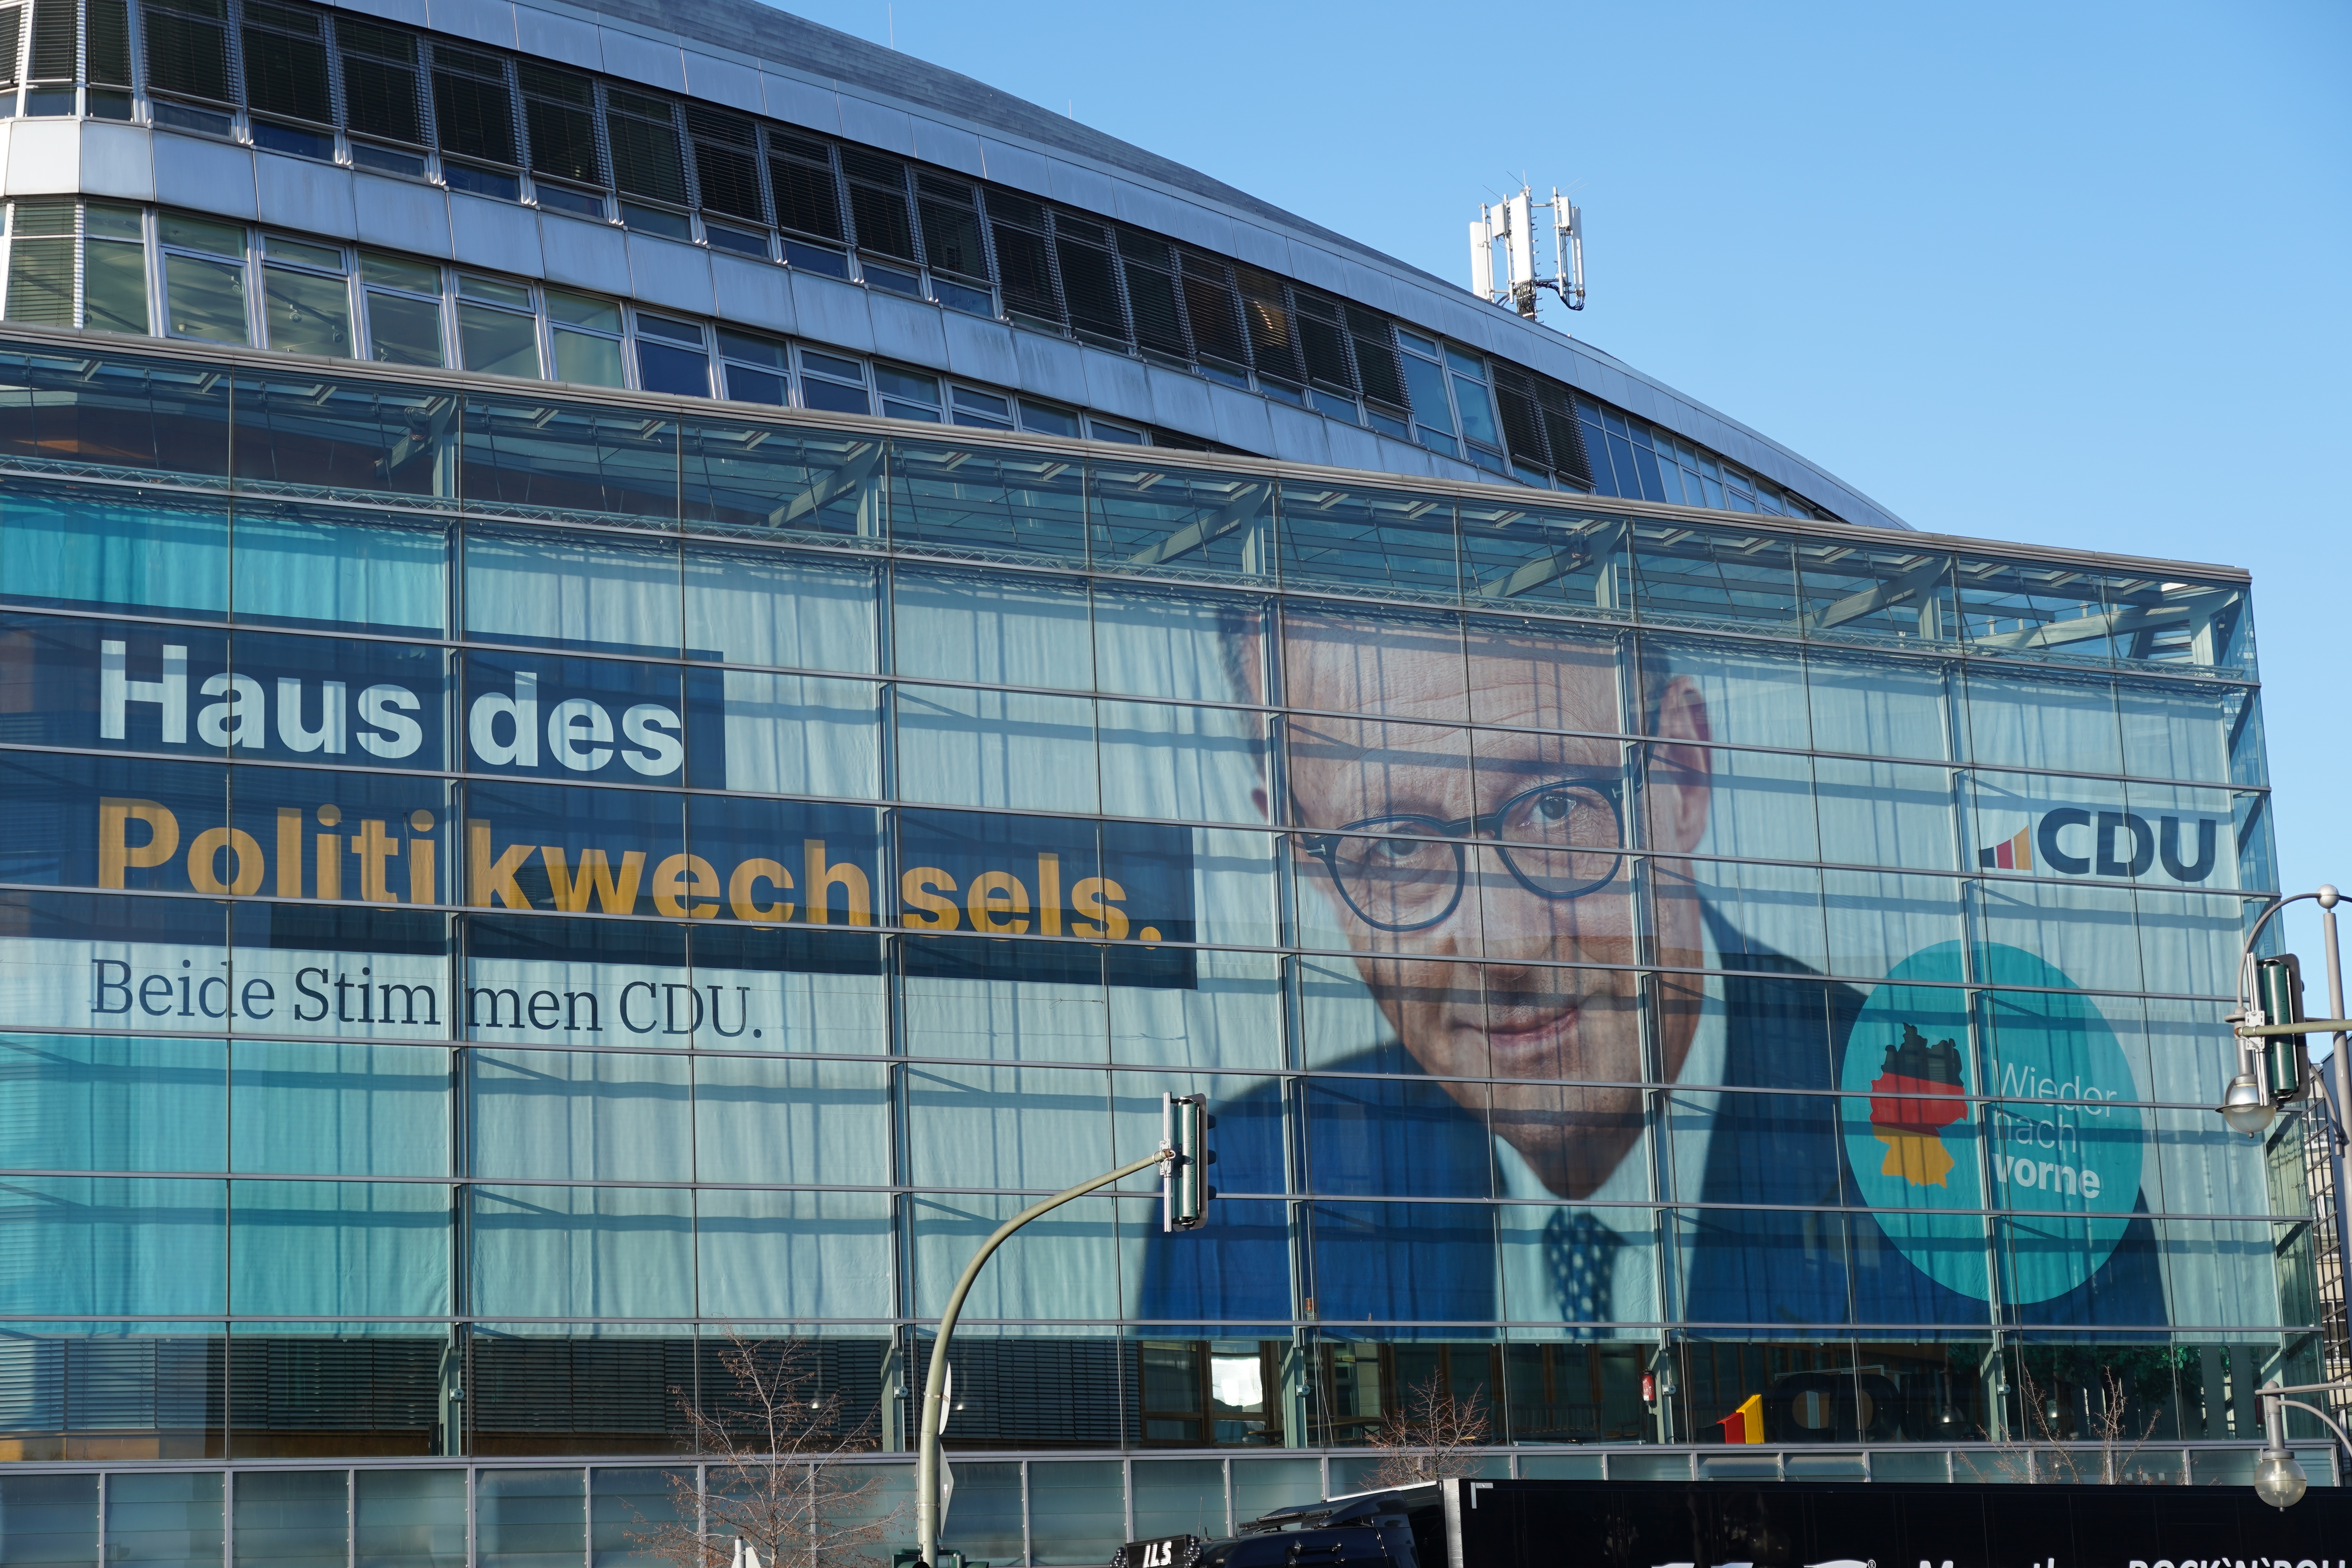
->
xmin=728 ymin=858 xmax=793 ymax=922
xmin=349 ymin=819 xmax=401 ymax=904
xmin=803 ymin=839 xmax=871 ymax=926
xmin=542 ymin=847 xmax=645 ymax=913
xmin=187 ymin=826 xmax=265 ymax=897
xmin=1071 ymin=876 xmax=1129 ymax=940
xmin=276 ymin=808 xmax=301 ymax=897
xmin=98 ymin=798 xmax=178 ymax=889
xmin=467 ymin=820 xmax=533 ymax=909
xmin=900 ymin=866 xmax=960 ymax=930
xmin=653 ymin=853 xmax=720 ymax=918
xmin=409 ymin=838 xmax=436 ymax=906
xmin=1037 ymin=852 xmax=1062 ymax=936
xmin=316 ymin=804 xmax=343 ymax=901
xmin=967 ymin=869 xmax=1031 ymax=934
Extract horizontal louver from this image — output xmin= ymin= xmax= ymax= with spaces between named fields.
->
xmin=26 ymin=0 xmax=71 ymax=80
xmin=85 ymin=0 xmax=128 ymax=84
xmin=1237 ymin=264 xmax=1303 ymax=385
xmin=1054 ymin=214 xmax=1125 ymax=343
xmin=1118 ymin=228 xmax=1189 ymax=359
xmin=1178 ymin=250 xmax=1249 ymax=369
xmin=337 ymin=17 xmax=421 ymax=144
xmin=431 ymin=44 xmax=515 ymax=165
xmin=916 ymin=172 xmax=988 ymax=283
xmin=1535 ymin=380 xmax=1593 ymax=485
xmin=987 ymin=191 xmax=1061 ymax=326
xmin=684 ymin=103 xmax=763 ymax=224
xmin=5 ymin=206 xmax=75 ymax=326
xmin=241 ymin=0 xmax=331 ymax=126
xmin=1346 ymin=305 xmax=1408 ymax=410
xmin=1295 ymin=294 xmax=1356 ymax=393
xmin=839 ymin=146 xmax=915 ymax=262
xmin=228 ymin=1337 xmax=441 ymax=1432
xmin=0 ymin=6 xmax=22 ymax=89
xmin=768 ymin=133 xmax=843 ymax=240
xmin=517 ymin=62 xmax=601 ymax=185
xmin=606 ymin=87 xmax=686 ymax=205
xmin=1492 ymin=364 xmax=1550 ymax=472
xmin=143 ymin=0 xmax=232 ymax=104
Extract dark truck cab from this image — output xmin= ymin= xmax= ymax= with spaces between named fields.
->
xmin=1113 ymin=1475 xmax=2352 ymax=1568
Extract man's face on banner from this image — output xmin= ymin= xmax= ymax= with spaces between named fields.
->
xmin=1270 ymin=612 xmax=1713 ymax=1200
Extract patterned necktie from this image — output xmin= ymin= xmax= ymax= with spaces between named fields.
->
xmin=1546 ymin=1209 xmax=1620 ymax=1335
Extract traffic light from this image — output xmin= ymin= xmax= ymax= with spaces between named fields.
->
xmin=1163 ymin=1093 xmax=1215 ymax=1231
xmin=2258 ymin=955 xmax=2309 ymax=1100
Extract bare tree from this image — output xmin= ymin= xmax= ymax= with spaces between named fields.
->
xmin=1985 ymin=1361 xmax=2166 ymax=1485
xmin=1361 ymin=1372 xmax=1493 ymax=1490
xmin=635 ymin=1330 xmax=905 ymax=1568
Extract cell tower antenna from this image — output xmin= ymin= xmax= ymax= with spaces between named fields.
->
xmin=1468 ymin=181 xmax=1585 ymax=325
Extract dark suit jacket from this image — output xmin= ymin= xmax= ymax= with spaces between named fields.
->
xmin=1139 ymin=908 xmax=2167 ymax=1334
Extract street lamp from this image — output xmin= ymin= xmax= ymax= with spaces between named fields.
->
xmin=2220 ymin=886 xmax=2352 ymax=1142
xmin=2250 ymin=1380 xmax=2352 ymax=1509
xmin=2216 ymin=1070 xmax=2274 ymax=1137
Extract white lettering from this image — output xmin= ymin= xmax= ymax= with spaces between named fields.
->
xmin=358 ymin=684 xmax=425 ymax=759
xmin=276 ymin=678 xmax=347 ymax=754
xmin=100 ymin=640 xmax=187 ymax=742
xmin=621 ymin=702 xmax=683 ymax=776
xmin=548 ymin=697 xmax=614 ymax=772
xmin=469 ymin=670 xmax=539 ymax=767
xmin=197 ymin=671 xmax=266 ymax=748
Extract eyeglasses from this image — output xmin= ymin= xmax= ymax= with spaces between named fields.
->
xmin=1299 ymin=777 xmax=1630 ymax=933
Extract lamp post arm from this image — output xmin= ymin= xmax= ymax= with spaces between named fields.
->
xmin=914 ymin=1151 xmax=1169 ymax=1568
xmin=2263 ymin=1395 xmax=2352 ymax=1457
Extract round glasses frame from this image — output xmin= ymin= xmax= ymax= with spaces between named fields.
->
xmin=1299 ymin=775 xmax=1631 ymax=933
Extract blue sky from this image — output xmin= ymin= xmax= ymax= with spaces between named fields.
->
xmin=777 ymin=1 xmax=2350 ymax=977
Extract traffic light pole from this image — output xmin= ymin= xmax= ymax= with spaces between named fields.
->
xmin=913 ymin=1150 xmax=1167 ymax=1568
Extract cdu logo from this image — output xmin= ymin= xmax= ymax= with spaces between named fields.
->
xmin=1980 ymin=808 xmax=2222 ymax=882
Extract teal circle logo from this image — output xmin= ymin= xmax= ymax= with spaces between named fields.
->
xmin=1840 ymin=942 xmax=2144 ymax=1305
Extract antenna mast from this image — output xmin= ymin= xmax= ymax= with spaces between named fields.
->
xmin=1469 ymin=183 xmax=1584 ymax=322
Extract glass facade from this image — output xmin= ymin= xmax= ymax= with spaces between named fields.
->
xmin=0 ymin=332 xmax=2319 ymax=1514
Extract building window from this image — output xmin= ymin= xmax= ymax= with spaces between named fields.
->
xmin=546 ymin=288 xmax=624 ymax=387
xmin=360 ymin=250 xmax=444 ymax=367
xmin=986 ymin=191 xmax=1061 ymax=333
xmin=1053 ymin=215 xmax=1127 ymax=350
xmin=337 ymin=16 xmax=426 ymax=173
xmin=430 ymin=43 xmax=520 ymax=200
xmin=875 ymin=365 xmax=940 ymax=423
xmin=839 ymin=147 xmax=917 ymax=267
xmin=3 ymin=198 xmax=74 ymax=325
xmin=519 ymin=63 xmax=606 ymax=218
xmin=455 ymin=272 xmax=539 ymax=377
xmin=1444 ymin=345 xmax=1508 ymax=475
xmin=260 ymin=234 xmax=353 ymax=358
xmin=768 ymin=133 xmax=846 ymax=248
xmin=949 ymin=385 xmax=1013 ymax=431
xmin=1020 ymin=400 xmax=1082 ymax=440
xmin=685 ymin=103 xmax=766 ymax=253
xmin=1394 ymin=329 xmax=1461 ymax=456
xmin=158 ymin=212 xmax=249 ymax=344
xmin=1086 ymin=417 xmax=1145 ymax=445
xmin=83 ymin=202 xmax=149 ymax=334
xmin=241 ymin=1 xmax=335 ymax=160
xmin=719 ymin=328 xmax=789 ymax=405
xmin=605 ymin=87 xmax=690 ymax=238
xmin=1117 ymin=227 xmax=1187 ymax=364
xmin=797 ymin=348 xmax=868 ymax=414
xmin=1346 ymin=307 xmax=1412 ymax=438
xmin=634 ymin=310 xmax=710 ymax=397
xmin=142 ymin=0 xmax=235 ymax=114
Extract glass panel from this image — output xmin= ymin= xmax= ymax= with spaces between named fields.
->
xmin=1277 ymin=481 xmax=1459 ymax=603
xmin=0 ymin=348 xmax=235 ymax=485
xmin=1457 ymin=503 xmax=1631 ymax=621
xmin=0 ymin=1033 xmax=226 ymax=1172
xmin=1953 ymin=555 xmax=2120 ymax=669
xmin=230 ymin=1040 xmax=448 ymax=1176
xmin=468 ymin=1049 xmax=691 ymax=1181
xmin=477 ymin=1470 xmax=584 ymax=1568
xmin=888 ymin=439 xmax=1088 ymax=565
xmin=107 ymin=1472 xmax=224 ymax=1568
xmin=230 ymin=374 xmax=459 ymax=505
xmin=469 ymin=1186 xmax=694 ymax=1319
xmin=695 ymin=1190 xmax=893 ymax=1319
xmin=0 ymin=1474 xmax=99 ymax=1564
xmin=463 ymin=397 xmax=677 ymax=530
xmin=263 ymin=267 xmax=354 ymax=358
xmin=1089 ymin=463 xmax=1274 ymax=585
xmin=366 ymin=292 xmax=445 ymax=368
xmin=1629 ymin=521 xmax=1800 ymax=633
xmin=589 ymin=1468 xmax=679 ymax=1568
xmin=681 ymin=420 xmax=884 ymax=544
xmin=1805 ymin=649 xmax=1950 ymax=762
xmin=463 ymin=525 xmax=681 ymax=657
xmin=895 ymin=685 xmax=1098 ymax=813
xmin=892 ymin=566 xmax=1091 ymax=687
xmin=1962 ymin=668 xmax=2121 ymax=774
xmin=457 ymin=303 xmax=541 ymax=379
xmin=165 ymin=253 xmax=250 ymax=344
xmin=0 ymin=483 xmax=229 ymax=619
xmin=683 ymin=544 xmax=878 ymax=669
xmin=1028 ymin=1460 xmax=1124 ymax=1566
xmin=1637 ymin=634 xmax=1810 ymax=753
xmin=692 ymin=1056 xmax=889 ymax=1185
xmin=231 ymin=504 xmax=449 ymax=634
xmin=227 ymin=1180 xmax=451 ymax=1317
xmin=0 ymin=1177 xmax=225 ymax=1317
xmin=232 ymin=1470 xmax=347 ymax=1568
xmin=1795 ymin=542 xmax=1955 ymax=648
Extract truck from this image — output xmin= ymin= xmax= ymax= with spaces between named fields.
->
xmin=1111 ymin=1475 xmax=2352 ymax=1567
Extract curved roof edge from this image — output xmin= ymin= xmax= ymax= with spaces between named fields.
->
xmin=350 ymin=0 xmax=1910 ymax=530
